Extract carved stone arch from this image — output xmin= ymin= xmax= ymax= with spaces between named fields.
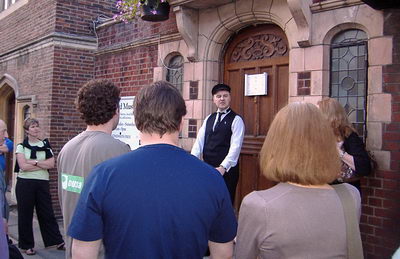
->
xmin=199 ymin=9 xmax=292 ymax=116
xmin=204 ymin=20 xmax=289 ymax=64
xmin=201 ymin=11 xmax=292 ymax=82
xmin=0 ymin=73 xmax=20 ymax=98
xmin=225 ymin=29 xmax=289 ymax=63
xmin=163 ymin=51 xmax=183 ymax=66
xmin=0 ymin=74 xmax=18 ymax=125
xmin=0 ymin=74 xmax=17 ymax=191
xmin=322 ymin=22 xmax=370 ymax=45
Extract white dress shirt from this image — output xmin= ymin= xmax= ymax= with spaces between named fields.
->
xmin=191 ymin=108 xmax=245 ymax=172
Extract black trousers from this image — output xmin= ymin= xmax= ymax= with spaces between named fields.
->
xmin=15 ymin=178 xmax=63 ymax=249
xmin=222 ymin=165 xmax=239 ymax=205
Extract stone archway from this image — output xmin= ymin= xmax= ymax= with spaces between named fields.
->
xmin=0 ymin=80 xmax=16 ymax=188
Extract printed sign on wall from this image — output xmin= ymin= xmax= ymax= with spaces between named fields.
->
xmin=245 ymin=72 xmax=268 ymax=96
xmin=112 ymin=96 xmax=140 ymax=150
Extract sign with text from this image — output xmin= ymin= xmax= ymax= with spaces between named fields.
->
xmin=112 ymin=96 xmax=140 ymax=150
xmin=245 ymin=72 xmax=268 ymax=96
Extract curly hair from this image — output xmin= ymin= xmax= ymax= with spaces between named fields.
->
xmin=75 ymin=79 xmax=121 ymax=125
xmin=317 ymin=98 xmax=356 ymax=140
xmin=134 ymin=81 xmax=187 ymax=137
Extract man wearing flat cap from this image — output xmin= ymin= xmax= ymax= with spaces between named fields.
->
xmin=192 ymin=83 xmax=245 ymax=205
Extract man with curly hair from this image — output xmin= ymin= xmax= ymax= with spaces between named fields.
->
xmin=68 ymin=81 xmax=237 ymax=259
xmin=57 ymin=79 xmax=130 ymax=259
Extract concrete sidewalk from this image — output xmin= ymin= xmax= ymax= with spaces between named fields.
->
xmin=7 ymin=194 xmax=65 ymax=259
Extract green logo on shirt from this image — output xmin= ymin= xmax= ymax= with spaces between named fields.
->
xmin=61 ymin=174 xmax=84 ymax=193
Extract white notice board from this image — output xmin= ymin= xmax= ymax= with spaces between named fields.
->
xmin=245 ymin=73 xmax=268 ymax=96
xmin=112 ymin=96 xmax=140 ymax=150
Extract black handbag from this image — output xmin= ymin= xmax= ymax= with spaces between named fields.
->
xmin=8 ymin=238 xmax=23 ymax=259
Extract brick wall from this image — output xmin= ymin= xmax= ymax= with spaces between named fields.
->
xmin=0 ymin=45 xmax=61 ymax=208
xmin=49 ymin=45 xmax=96 ymax=216
xmin=95 ymin=45 xmax=158 ymax=96
xmin=95 ymin=10 xmax=178 ymax=94
xmin=55 ymin=0 xmax=116 ymax=37
xmin=97 ymin=11 xmax=178 ymax=49
xmin=361 ymin=9 xmax=400 ymax=259
xmin=0 ymin=0 xmax=117 ymax=217
xmin=0 ymin=0 xmax=55 ymax=54
xmin=0 ymin=0 xmax=116 ymax=54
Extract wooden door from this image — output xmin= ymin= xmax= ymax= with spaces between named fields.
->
xmin=223 ymin=24 xmax=289 ymax=209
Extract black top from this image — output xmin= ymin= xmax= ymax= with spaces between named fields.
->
xmin=343 ymin=132 xmax=371 ymax=177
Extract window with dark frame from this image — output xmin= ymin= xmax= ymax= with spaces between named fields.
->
xmin=330 ymin=29 xmax=368 ymax=138
xmin=23 ymin=105 xmax=30 ymax=120
xmin=166 ymin=55 xmax=183 ymax=94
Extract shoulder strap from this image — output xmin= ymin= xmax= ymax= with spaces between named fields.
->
xmin=332 ymin=184 xmax=364 ymax=259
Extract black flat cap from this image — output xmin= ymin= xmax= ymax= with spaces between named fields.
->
xmin=211 ymin=84 xmax=231 ymax=95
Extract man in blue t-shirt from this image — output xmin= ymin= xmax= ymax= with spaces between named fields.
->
xmin=0 ymin=119 xmax=13 ymax=220
xmin=68 ymin=81 xmax=237 ymax=259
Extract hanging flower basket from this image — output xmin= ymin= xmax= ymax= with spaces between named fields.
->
xmin=114 ymin=0 xmax=170 ymax=23
xmin=141 ymin=0 xmax=170 ymax=22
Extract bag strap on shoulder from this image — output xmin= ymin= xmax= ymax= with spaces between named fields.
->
xmin=332 ymin=184 xmax=364 ymax=259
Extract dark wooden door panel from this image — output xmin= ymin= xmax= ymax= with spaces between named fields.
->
xmin=223 ymin=24 xmax=289 ymax=210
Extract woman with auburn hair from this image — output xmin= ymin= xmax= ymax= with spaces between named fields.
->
xmin=235 ymin=102 xmax=361 ymax=258
xmin=318 ymin=97 xmax=371 ymax=191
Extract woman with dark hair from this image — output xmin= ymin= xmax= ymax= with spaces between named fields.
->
xmin=235 ymin=102 xmax=361 ymax=258
xmin=318 ymin=97 xmax=372 ymax=191
xmin=15 ymin=118 xmax=64 ymax=255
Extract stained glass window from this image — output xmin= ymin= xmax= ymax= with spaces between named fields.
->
xmin=166 ymin=55 xmax=183 ymax=93
xmin=330 ymin=29 xmax=368 ymax=137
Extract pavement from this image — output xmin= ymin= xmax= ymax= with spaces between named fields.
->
xmin=7 ymin=192 xmax=65 ymax=259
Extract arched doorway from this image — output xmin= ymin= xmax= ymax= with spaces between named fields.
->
xmin=0 ymin=84 xmax=16 ymax=188
xmin=223 ymin=24 xmax=289 ymax=209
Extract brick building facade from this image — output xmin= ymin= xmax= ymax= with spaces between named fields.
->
xmin=0 ymin=0 xmax=399 ymax=257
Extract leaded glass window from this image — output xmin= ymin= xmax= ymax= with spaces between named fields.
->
xmin=166 ymin=55 xmax=183 ymax=93
xmin=330 ymin=29 xmax=368 ymax=137
xmin=23 ymin=105 xmax=30 ymax=120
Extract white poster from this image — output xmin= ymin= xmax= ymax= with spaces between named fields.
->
xmin=112 ymin=96 xmax=140 ymax=150
xmin=245 ymin=73 xmax=268 ymax=96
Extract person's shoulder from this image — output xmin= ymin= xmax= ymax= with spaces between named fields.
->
xmin=342 ymin=183 xmax=361 ymax=200
xmin=242 ymin=183 xmax=292 ymax=206
xmin=5 ymin=138 xmax=13 ymax=149
xmin=345 ymin=131 xmax=362 ymax=142
xmin=232 ymin=112 xmax=244 ymax=123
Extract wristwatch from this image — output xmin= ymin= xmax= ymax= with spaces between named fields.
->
xmin=219 ymin=165 xmax=227 ymax=172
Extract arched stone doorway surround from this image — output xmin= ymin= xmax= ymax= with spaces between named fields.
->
xmin=0 ymin=74 xmax=18 ymax=202
xmin=174 ymin=0 xmax=300 ymax=134
xmin=197 ymin=1 xmax=298 ymax=118
xmin=0 ymin=73 xmax=37 ymax=202
xmin=165 ymin=0 xmax=301 ymax=150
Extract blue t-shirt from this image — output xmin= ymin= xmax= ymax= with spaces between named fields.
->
xmin=68 ymin=144 xmax=237 ymax=259
xmin=0 ymin=138 xmax=13 ymax=171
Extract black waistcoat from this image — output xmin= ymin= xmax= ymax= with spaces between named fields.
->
xmin=203 ymin=110 xmax=237 ymax=167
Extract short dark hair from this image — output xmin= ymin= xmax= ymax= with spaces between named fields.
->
xmin=211 ymin=83 xmax=231 ymax=95
xmin=75 ymin=79 xmax=121 ymax=125
xmin=23 ymin=118 xmax=39 ymax=130
xmin=134 ymin=81 xmax=187 ymax=136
